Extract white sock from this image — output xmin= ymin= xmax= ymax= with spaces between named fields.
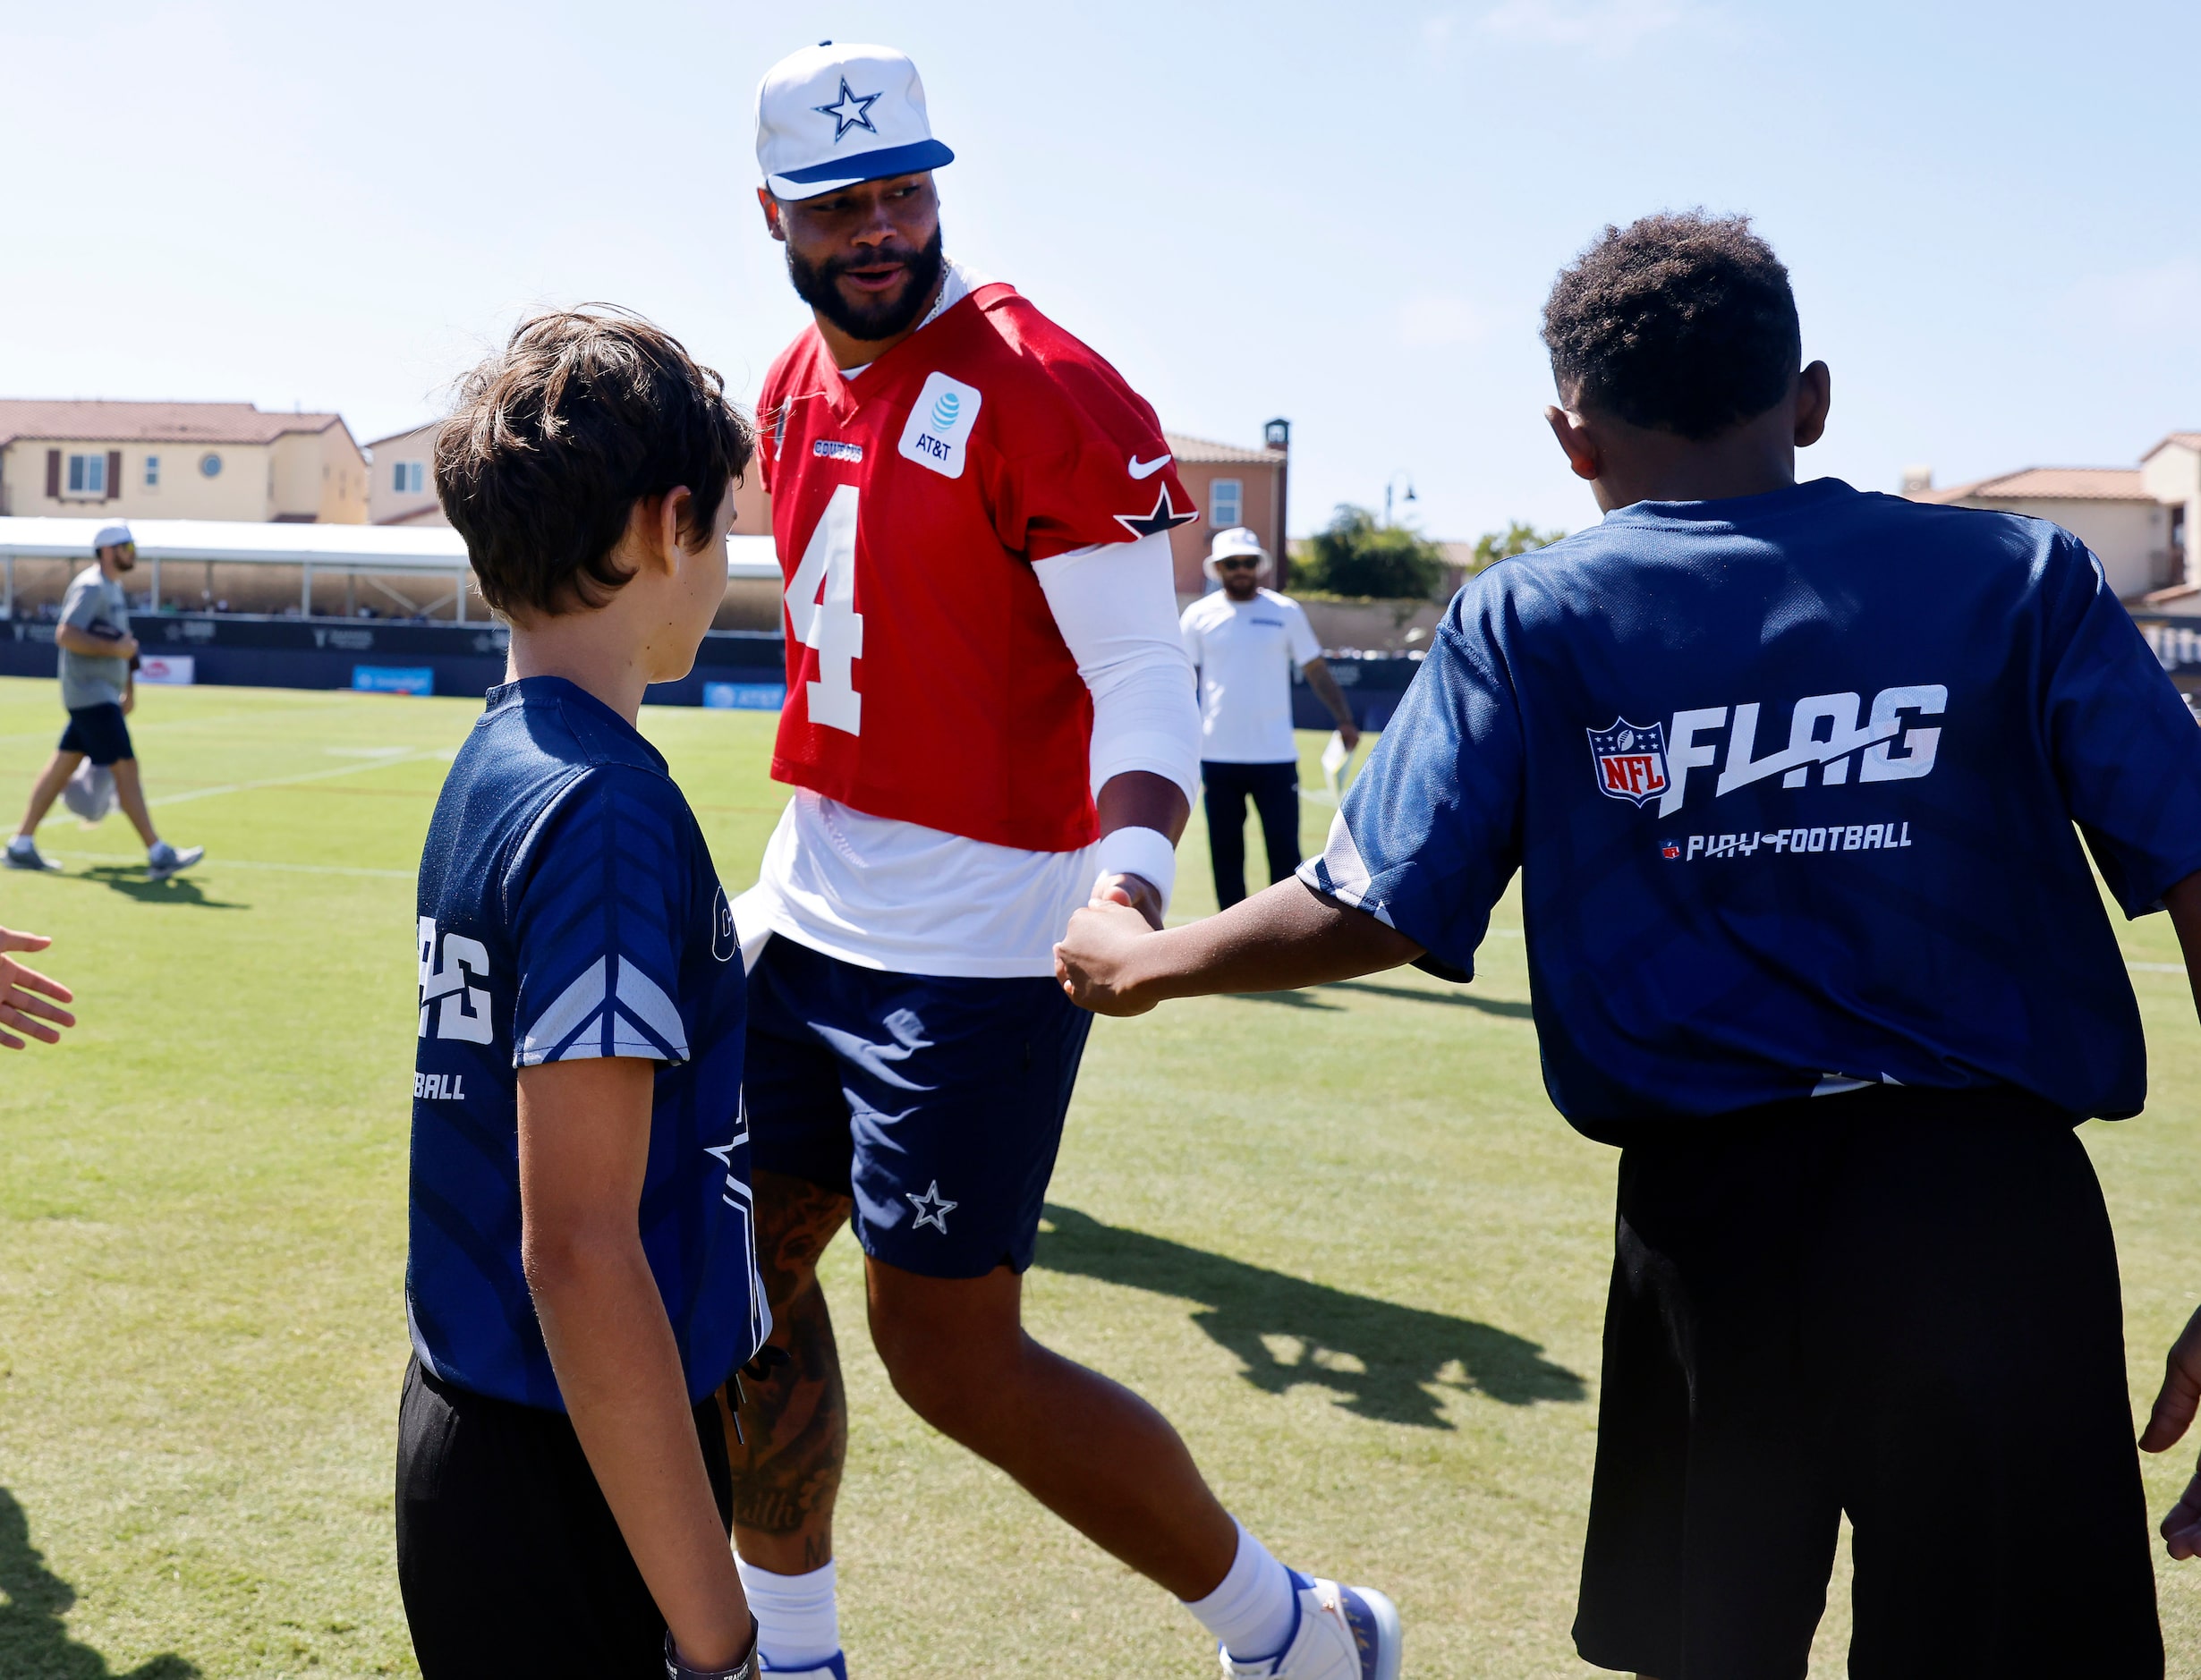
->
xmin=735 ymin=1556 xmax=839 ymax=1670
xmin=1184 ymin=1519 xmax=1298 ymax=1661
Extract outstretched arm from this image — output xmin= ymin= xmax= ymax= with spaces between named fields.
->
xmin=1300 ymin=657 xmax=1361 ymax=751
xmin=1055 ymin=877 xmax=1423 ymax=1015
xmin=2137 ymin=869 xmax=2201 ymax=1555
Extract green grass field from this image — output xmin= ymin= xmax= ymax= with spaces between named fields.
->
xmin=2 ymin=674 xmax=2199 ymax=1677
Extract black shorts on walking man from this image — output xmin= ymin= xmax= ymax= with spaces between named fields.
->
xmin=1058 ymin=212 xmax=2201 ymax=1676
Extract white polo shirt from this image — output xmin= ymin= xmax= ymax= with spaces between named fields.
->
xmin=1179 ymin=587 xmax=1323 ymax=764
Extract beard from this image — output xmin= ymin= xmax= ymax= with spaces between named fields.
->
xmin=786 ymin=225 xmax=946 ymax=343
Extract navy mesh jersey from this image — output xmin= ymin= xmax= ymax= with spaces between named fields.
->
xmin=408 ymin=676 xmax=764 ymax=1408
xmin=1302 ymin=478 xmax=2201 ymax=1129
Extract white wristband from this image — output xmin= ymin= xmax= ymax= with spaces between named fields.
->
xmin=1092 ymin=825 xmax=1177 ymax=913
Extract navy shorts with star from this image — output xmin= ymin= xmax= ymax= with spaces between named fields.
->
xmin=744 ymin=936 xmax=1093 ymax=1278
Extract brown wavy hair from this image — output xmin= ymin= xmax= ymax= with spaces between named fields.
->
xmin=436 ymin=307 xmax=755 ymax=616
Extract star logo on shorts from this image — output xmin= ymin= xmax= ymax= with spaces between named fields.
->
xmin=906 ymin=1181 xmax=958 ymax=1235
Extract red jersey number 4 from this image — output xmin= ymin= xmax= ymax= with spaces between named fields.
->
xmin=786 ymin=483 xmax=863 ymax=734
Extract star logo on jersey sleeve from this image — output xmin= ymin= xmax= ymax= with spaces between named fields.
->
xmin=813 ymin=77 xmax=882 ymax=142
xmin=905 ymin=1181 xmax=958 ymax=1234
xmin=1113 ymin=485 xmax=1200 ymax=540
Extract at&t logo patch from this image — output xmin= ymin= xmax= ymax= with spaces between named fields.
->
xmin=897 ymin=371 xmax=983 ymax=479
xmin=1587 ymin=719 xmax=1670 ymax=808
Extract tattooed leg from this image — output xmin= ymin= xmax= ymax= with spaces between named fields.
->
xmin=725 ymin=1169 xmax=854 ymax=1574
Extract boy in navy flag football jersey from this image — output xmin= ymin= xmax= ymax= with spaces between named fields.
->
xmin=1060 ymin=215 xmax=2201 ymax=1676
xmin=398 ymin=310 xmax=766 ymax=1680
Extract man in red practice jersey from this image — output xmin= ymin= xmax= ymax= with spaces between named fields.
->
xmin=720 ymin=41 xmax=1399 ymax=1680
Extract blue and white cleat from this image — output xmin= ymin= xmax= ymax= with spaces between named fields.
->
xmin=1220 ymin=1572 xmax=1401 ymax=1680
xmin=4 ymin=837 xmax=59 ymax=871
xmin=758 ymin=1654 xmax=846 ymax=1679
xmin=147 ymin=841 xmax=203 ymax=883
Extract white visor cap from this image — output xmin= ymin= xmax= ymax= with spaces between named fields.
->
xmin=1202 ymin=526 xmax=1272 ymax=580
xmin=756 ymin=41 xmax=955 ymax=201
xmin=92 ymin=522 xmax=134 ymax=551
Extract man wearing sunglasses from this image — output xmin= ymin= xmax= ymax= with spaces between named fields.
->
xmin=7 ymin=522 xmax=202 ymax=882
xmin=1180 ymin=529 xmax=1360 ymax=908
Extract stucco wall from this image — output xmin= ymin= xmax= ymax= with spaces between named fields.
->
xmin=2142 ymin=442 xmax=2200 ymax=584
xmin=2 ymin=437 xmax=275 ymax=521
xmin=367 ymin=423 xmax=446 ymax=526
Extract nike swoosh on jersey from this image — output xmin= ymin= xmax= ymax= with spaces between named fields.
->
xmin=1128 ymin=453 xmax=1172 ymax=479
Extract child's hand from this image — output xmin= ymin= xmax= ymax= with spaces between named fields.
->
xmin=1055 ymin=900 xmax=1161 ymax=1016
xmin=2144 ymin=1302 xmax=2201 ymax=1557
xmin=1090 ymin=870 xmax=1165 ymax=931
xmin=0 ymin=929 xmax=76 ymax=1049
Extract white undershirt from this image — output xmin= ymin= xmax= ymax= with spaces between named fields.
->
xmin=736 ymin=267 xmax=1199 ymax=980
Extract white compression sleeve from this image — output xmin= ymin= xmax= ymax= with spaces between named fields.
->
xmin=1031 ymin=530 xmax=1202 ymax=808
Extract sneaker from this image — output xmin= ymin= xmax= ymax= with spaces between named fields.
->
xmin=147 ymin=842 xmax=204 ymax=883
xmin=4 ymin=836 xmax=58 ymax=871
xmin=759 ymin=1656 xmax=846 ymax=1678
xmin=1220 ymin=1573 xmax=1400 ymax=1680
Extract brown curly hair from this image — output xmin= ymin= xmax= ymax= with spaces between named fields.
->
xmin=1542 ymin=212 xmax=1801 ymax=441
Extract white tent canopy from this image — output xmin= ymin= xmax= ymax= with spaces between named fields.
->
xmin=0 ymin=515 xmax=779 ymax=618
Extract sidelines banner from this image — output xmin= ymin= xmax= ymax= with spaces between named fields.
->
xmin=137 ymin=654 xmax=195 ymax=685
xmin=353 ymin=666 xmax=434 ymax=696
xmin=703 ymin=681 xmax=786 ymax=711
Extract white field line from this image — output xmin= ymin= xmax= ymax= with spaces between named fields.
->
xmin=148 ymin=749 xmax=447 ymax=809
xmin=2129 ymin=961 xmax=2188 ymax=974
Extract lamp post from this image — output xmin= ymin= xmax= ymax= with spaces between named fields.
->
xmin=1383 ymin=472 xmax=1418 ymax=528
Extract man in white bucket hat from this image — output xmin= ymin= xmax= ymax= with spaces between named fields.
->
xmin=1182 ymin=529 xmax=1361 ymax=910
xmin=724 ymin=39 xmax=1400 ymax=1680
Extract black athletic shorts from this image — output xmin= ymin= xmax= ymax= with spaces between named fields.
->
xmin=395 ymin=1355 xmax=734 ymax=1679
xmin=58 ymin=702 xmax=132 ymax=766
xmin=1574 ymin=1086 xmax=2161 ymax=1678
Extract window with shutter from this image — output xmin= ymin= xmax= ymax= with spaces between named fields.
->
xmin=45 ymin=449 xmax=60 ymax=498
xmin=106 ymin=450 xmax=122 ymax=500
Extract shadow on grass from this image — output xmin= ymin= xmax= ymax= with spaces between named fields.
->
xmin=1225 ymin=981 xmax=1532 ymax=1018
xmin=71 ymin=866 xmax=246 ymax=911
xmin=1318 ymin=979 xmax=1534 ymax=1019
xmin=0 ymin=1488 xmax=199 ymax=1677
xmin=1035 ymin=1204 xmax=1585 ymax=1428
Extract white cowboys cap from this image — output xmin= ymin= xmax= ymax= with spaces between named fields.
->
xmin=92 ymin=522 xmax=133 ymax=551
xmin=755 ymin=41 xmax=955 ymax=201
xmin=1203 ymin=526 xmax=1272 ymax=580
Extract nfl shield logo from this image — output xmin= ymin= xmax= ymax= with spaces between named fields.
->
xmin=1587 ymin=718 xmax=1670 ymax=808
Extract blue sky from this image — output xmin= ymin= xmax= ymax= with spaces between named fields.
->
xmin=2 ymin=0 xmax=2194 ymax=541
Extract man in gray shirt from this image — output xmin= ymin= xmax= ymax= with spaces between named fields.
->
xmin=7 ymin=522 xmax=202 ymax=881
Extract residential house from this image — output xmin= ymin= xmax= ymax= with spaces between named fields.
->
xmin=365 ymin=421 xmax=447 ymax=526
xmin=0 ymin=400 xmax=369 ymax=523
xmin=1906 ymin=432 xmax=2200 ymax=609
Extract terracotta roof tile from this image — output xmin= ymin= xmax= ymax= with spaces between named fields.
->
xmin=0 ymin=399 xmax=345 ymax=449
xmin=1162 ymin=431 xmax=1285 ymax=466
xmin=1914 ymin=466 xmax=2151 ymax=504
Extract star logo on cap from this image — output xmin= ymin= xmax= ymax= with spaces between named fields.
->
xmin=906 ymin=1181 xmax=957 ymax=1235
xmin=1113 ymin=484 xmax=1201 ymax=541
xmin=813 ymin=76 xmax=882 ymax=143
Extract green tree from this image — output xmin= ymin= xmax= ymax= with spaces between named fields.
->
xmin=1470 ymin=520 xmax=1567 ymax=573
xmin=1295 ymin=505 xmax=1447 ymax=599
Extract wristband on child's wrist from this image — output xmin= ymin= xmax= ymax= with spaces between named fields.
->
xmin=1091 ymin=825 xmax=1177 ymax=913
xmin=664 ymin=1622 xmax=760 ymax=1680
